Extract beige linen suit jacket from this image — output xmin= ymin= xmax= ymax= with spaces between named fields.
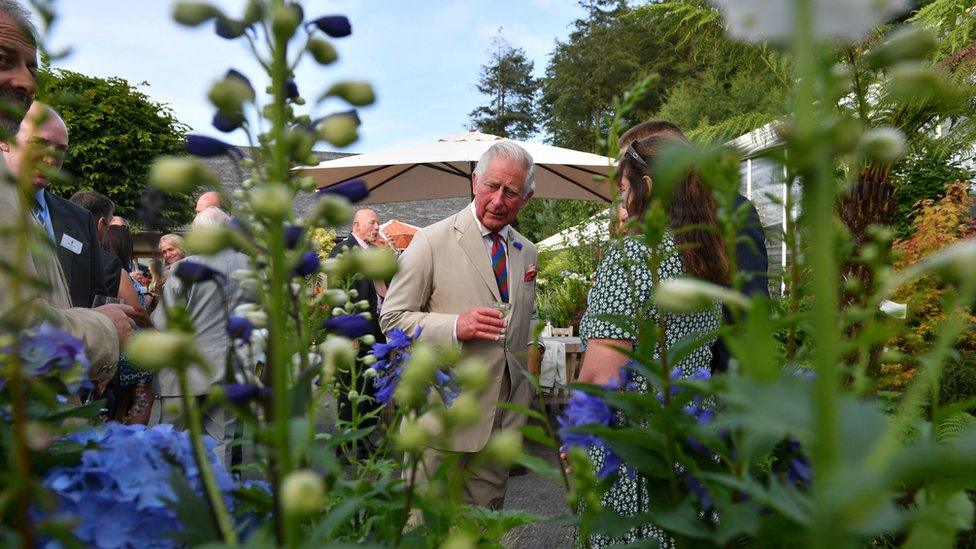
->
xmin=380 ymin=206 xmax=537 ymax=453
xmin=0 ymin=171 xmax=119 ymax=377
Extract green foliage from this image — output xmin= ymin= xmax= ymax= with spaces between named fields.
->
xmin=517 ymin=198 xmax=604 ymax=243
xmin=36 ymin=69 xmax=191 ymax=228
xmin=468 ymin=30 xmax=540 ymax=140
xmin=540 ymin=2 xmax=692 ymax=151
xmin=910 ymin=0 xmax=976 ymax=57
xmin=892 ymin=152 xmax=973 ymax=238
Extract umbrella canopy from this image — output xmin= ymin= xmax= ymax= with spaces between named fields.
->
xmin=537 ymin=210 xmax=611 ymax=252
xmin=379 ymin=219 xmax=419 ymax=250
xmin=304 ymin=131 xmax=615 ymax=205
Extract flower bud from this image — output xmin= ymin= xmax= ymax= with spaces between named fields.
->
xmin=320 ymin=335 xmax=355 ymax=372
xmin=396 ymin=418 xmax=429 ymax=453
xmin=363 ymin=367 xmax=377 ymax=378
xmin=445 ymin=393 xmax=481 ymax=427
xmin=185 ymin=226 xmax=235 ymax=255
xmin=125 ymin=331 xmax=194 ymax=371
xmin=356 ymin=247 xmax=398 ymax=281
xmin=230 ymin=269 xmax=253 ymax=281
xmin=173 ymin=1 xmax=223 ymax=26
xmin=322 ymin=81 xmax=375 ymax=106
xmin=360 ymin=334 xmax=376 ymax=346
xmin=453 ymin=358 xmax=489 ymax=392
xmin=299 ymin=177 xmax=318 ymax=192
xmin=321 ymin=289 xmax=348 ymax=306
xmin=243 ymin=310 xmax=268 ymax=328
xmin=281 ymin=469 xmax=324 ymax=516
xmin=317 ymin=111 xmax=358 ymax=147
xmin=654 ymin=278 xmax=750 ymax=313
xmin=347 ymin=389 xmax=359 ymax=400
xmin=24 ymin=421 xmax=52 ymax=451
xmin=865 ymin=25 xmax=938 ymax=69
xmin=250 ymin=183 xmax=293 ymax=220
xmin=208 ymin=78 xmax=254 ymax=112
xmin=312 ymin=194 xmax=353 ymax=227
xmin=361 ymin=354 xmax=377 ymax=366
xmin=149 ymin=156 xmax=216 ymax=193
xmin=308 ymin=38 xmax=338 ymax=65
xmin=858 ymin=127 xmax=906 ymax=164
xmin=484 ymin=429 xmax=522 ymax=465
xmin=271 ymin=3 xmax=301 ymax=40
xmin=886 ymin=64 xmax=950 ymax=106
xmin=243 ymin=0 xmax=264 ymax=24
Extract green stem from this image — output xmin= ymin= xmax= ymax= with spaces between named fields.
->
xmin=395 ymin=454 xmax=421 ymax=547
xmin=792 ymin=0 xmax=841 ymax=545
xmin=178 ymin=369 xmax=238 ymax=544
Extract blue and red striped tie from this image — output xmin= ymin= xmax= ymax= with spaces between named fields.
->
xmin=488 ymin=232 xmax=508 ymax=302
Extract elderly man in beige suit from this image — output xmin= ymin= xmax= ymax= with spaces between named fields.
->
xmin=0 ymin=2 xmax=133 ymax=377
xmin=380 ymin=141 xmax=538 ymax=510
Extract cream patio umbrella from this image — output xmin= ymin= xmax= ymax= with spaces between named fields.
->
xmin=303 ymin=131 xmax=615 ymax=205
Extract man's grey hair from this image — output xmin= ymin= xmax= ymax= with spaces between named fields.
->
xmin=193 ymin=206 xmax=230 ymax=228
xmin=0 ymin=0 xmax=37 ymax=44
xmin=473 ymin=141 xmax=536 ymax=197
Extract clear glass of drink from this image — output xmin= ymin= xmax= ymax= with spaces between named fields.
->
xmin=487 ymin=301 xmax=511 ymax=341
xmin=92 ymin=295 xmax=123 ymax=307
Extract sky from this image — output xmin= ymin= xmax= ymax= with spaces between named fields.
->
xmin=46 ymin=1 xmax=587 ymax=153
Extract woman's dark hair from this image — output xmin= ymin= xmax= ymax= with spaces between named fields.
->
xmin=101 ymin=225 xmax=134 ymax=268
xmin=617 ymin=134 xmax=730 ymax=286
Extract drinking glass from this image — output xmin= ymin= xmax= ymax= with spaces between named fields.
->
xmin=487 ymin=301 xmax=511 ymax=341
xmin=92 ymin=295 xmax=123 ymax=307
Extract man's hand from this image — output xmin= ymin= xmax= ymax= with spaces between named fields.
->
xmin=94 ymin=303 xmax=137 ymax=346
xmin=456 ymin=307 xmax=506 ymax=341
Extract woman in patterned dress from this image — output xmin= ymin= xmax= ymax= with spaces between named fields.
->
xmin=575 ymin=133 xmax=730 ymax=547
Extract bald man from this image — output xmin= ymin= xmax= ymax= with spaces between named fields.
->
xmin=329 ymin=208 xmax=386 ymax=448
xmin=195 ymin=190 xmax=223 ymax=213
xmin=3 ymin=102 xmax=113 ymax=308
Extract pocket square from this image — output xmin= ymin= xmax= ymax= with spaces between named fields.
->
xmin=524 ymin=264 xmax=537 ymax=283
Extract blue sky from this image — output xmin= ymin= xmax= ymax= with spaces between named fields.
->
xmin=47 ymin=1 xmax=586 ymax=152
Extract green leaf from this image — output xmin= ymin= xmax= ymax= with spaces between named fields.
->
xmin=520 ymin=424 xmax=556 ymax=447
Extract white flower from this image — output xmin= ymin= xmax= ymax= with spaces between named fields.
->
xmin=654 ymin=278 xmax=751 ymax=313
xmin=281 ymin=470 xmax=325 ymax=515
xmin=712 ymin=0 xmax=910 ymax=44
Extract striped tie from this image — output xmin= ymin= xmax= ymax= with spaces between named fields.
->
xmin=488 ymin=232 xmax=508 ymax=303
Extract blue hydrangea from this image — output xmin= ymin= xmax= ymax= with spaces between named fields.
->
xmin=39 ymin=423 xmax=244 ymax=548
xmin=0 ymin=324 xmax=91 ymax=394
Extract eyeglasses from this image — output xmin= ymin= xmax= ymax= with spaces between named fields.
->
xmin=623 ymin=143 xmax=648 ymax=169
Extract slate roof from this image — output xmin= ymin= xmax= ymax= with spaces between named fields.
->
xmin=197 ymin=147 xmax=470 ymax=234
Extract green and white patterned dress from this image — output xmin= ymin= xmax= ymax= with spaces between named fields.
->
xmin=577 ymin=234 xmax=720 ymax=548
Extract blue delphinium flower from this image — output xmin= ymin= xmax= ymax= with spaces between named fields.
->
xmin=309 ymin=15 xmax=351 ymax=37
xmin=558 ymin=376 xmax=624 ymax=479
xmin=212 ymin=111 xmax=244 ymax=132
xmin=293 ymin=251 xmax=320 ymax=277
xmin=680 ymin=471 xmax=714 ymax=514
xmin=214 ymin=17 xmax=245 ymax=39
xmin=284 ymin=224 xmax=305 ymax=249
xmin=317 ymin=179 xmax=369 ymax=203
xmin=0 ymin=324 xmax=91 ymax=394
xmin=285 ymin=79 xmax=300 ymax=100
xmin=227 ymin=316 xmax=254 ymax=343
xmin=174 ymin=260 xmax=226 ymax=284
xmin=226 ymin=69 xmax=255 ymax=96
xmin=371 ymin=327 xmax=418 ymax=405
xmin=223 ymin=383 xmax=268 ymax=406
xmin=185 ymin=135 xmax=244 ymax=158
xmin=323 ymin=314 xmax=372 ymax=338
xmin=39 ymin=423 xmax=243 ymax=548
xmin=773 ymin=438 xmax=812 ymax=487
xmin=433 ymin=368 xmax=460 ymax=407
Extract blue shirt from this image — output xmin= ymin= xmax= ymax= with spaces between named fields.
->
xmin=33 ymin=189 xmax=56 ymax=241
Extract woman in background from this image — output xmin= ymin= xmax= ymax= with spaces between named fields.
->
xmin=101 ymin=225 xmax=154 ymax=424
xmin=574 ymin=133 xmax=728 ymax=547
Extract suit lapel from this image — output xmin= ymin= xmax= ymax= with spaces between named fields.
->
xmin=455 ymin=208 xmax=501 ymax=302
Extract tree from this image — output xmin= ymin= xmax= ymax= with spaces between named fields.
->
xmin=36 ymin=69 xmax=192 ymax=228
xmin=468 ymin=30 xmax=540 ymax=140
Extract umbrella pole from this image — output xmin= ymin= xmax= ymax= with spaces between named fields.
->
xmin=469 ymin=161 xmax=475 ymax=200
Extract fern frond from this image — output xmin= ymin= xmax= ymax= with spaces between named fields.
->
xmin=688 ymin=111 xmax=781 ymax=145
xmin=936 ymin=412 xmax=976 ymax=442
xmin=910 ymin=0 xmax=976 ymax=57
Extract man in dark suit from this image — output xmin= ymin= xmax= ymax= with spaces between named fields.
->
xmin=328 ymin=208 xmax=387 ymax=439
xmin=2 ymin=102 xmax=108 ymax=307
xmin=619 ymin=120 xmax=768 ymax=374
xmin=69 ymin=189 xmax=122 ymax=298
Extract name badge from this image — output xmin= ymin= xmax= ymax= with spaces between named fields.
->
xmin=60 ymin=233 xmax=83 ymax=255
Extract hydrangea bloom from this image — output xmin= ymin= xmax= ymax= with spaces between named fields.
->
xmin=0 ymin=324 xmax=91 ymax=394
xmin=39 ymin=423 xmax=242 ymax=548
